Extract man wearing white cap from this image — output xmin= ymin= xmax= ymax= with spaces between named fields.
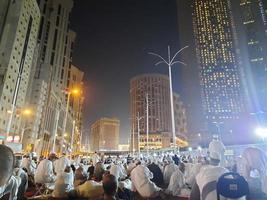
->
xmin=163 ymin=161 xmax=179 ymax=185
xmin=109 ymin=162 xmax=127 ymax=181
xmin=190 ymin=152 xmax=228 ymax=200
xmin=54 ymin=152 xmax=71 ymax=175
xmin=208 ymin=135 xmax=225 ymax=166
xmin=130 ymin=163 xmax=162 ymax=198
xmin=35 ymin=153 xmax=56 ymax=184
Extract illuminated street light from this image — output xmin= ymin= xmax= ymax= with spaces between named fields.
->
xmin=61 ymin=87 xmax=82 ymax=153
xmin=22 ymin=109 xmax=32 ymax=116
xmin=149 ymin=46 xmax=188 ymax=149
xmin=255 ymin=127 xmax=267 ymax=138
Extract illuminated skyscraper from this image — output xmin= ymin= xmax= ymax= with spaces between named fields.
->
xmin=232 ymin=0 xmax=267 ymax=113
xmin=0 ymin=0 xmax=40 ymax=142
xmin=193 ymin=0 xmax=244 ymax=121
xmin=177 ymin=0 xmax=246 ymax=142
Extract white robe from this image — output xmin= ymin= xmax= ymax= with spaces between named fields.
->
xmin=52 ymin=172 xmax=74 ymax=197
xmin=35 ymin=159 xmax=55 ymax=184
xmin=130 ymin=165 xmax=161 ymax=198
xmin=185 ymin=163 xmax=203 ymax=187
xmin=54 ymin=156 xmax=71 ymax=175
xmin=0 ymin=176 xmax=19 ymax=200
xmin=21 ymin=158 xmax=36 ymax=175
xmin=163 ymin=163 xmax=179 ymax=184
xmin=196 ymin=165 xmax=228 ymax=200
xmin=241 ymin=147 xmax=267 ymax=195
xmin=208 ymin=140 xmax=225 ymax=165
xmin=109 ymin=164 xmax=127 ymax=180
xmin=166 ymin=169 xmax=190 ymax=197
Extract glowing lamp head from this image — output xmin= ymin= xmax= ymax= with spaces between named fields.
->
xmin=23 ymin=109 xmax=32 ymax=116
xmin=71 ymin=88 xmax=80 ymax=95
xmin=255 ymin=127 xmax=267 ymax=138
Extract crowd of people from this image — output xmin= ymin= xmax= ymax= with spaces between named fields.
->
xmin=0 ymin=136 xmax=267 ymax=200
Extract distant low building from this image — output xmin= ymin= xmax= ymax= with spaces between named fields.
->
xmin=90 ymin=118 xmax=120 ymax=151
xmin=118 ymin=144 xmax=129 ymax=151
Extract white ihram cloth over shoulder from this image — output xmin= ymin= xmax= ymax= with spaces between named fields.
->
xmin=52 ymin=171 xmax=74 ymax=197
xmin=34 ymin=159 xmax=55 ymax=184
xmin=130 ymin=165 xmax=161 ymax=198
xmin=196 ymin=165 xmax=228 ymax=200
xmin=109 ymin=163 xmax=127 ymax=180
xmin=186 ymin=163 xmax=203 ymax=186
xmin=0 ymin=176 xmax=19 ymax=200
xmin=166 ymin=169 xmax=190 ymax=197
xmin=163 ymin=163 xmax=179 ymax=184
xmin=54 ymin=156 xmax=71 ymax=175
xmin=208 ymin=140 xmax=225 ymax=156
xmin=21 ymin=158 xmax=36 ymax=175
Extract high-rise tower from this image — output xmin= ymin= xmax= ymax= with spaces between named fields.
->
xmin=178 ymin=0 xmax=246 ymax=136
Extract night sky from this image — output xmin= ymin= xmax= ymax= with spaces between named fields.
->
xmin=70 ymin=0 xmax=183 ymax=143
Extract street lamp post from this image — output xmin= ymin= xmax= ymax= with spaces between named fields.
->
xmin=132 ymin=121 xmax=135 ymax=155
xmin=62 ymin=92 xmax=71 ymax=146
xmin=149 ymin=46 xmax=188 ymax=148
xmin=137 ymin=112 xmax=141 ymax=157
xmin=71 ymin=120 xmax=76 ymax=152
xmin=61 ymin=88 xmax=80 ymax=153
xmin=52 ymin=108 xmax=60 ymax=152
xmin=146 ymin=93 xmax=149 ymax=156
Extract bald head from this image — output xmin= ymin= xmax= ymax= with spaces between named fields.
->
xmin=0 ymin=145 xmax=14 ymax=186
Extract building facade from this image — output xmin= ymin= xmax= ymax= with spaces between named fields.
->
xmin=192 ymin=0 xmax=244 ymax=121
xmin=130 ymin=74 xmax=187 ymax=150
xmin=233 ymin=0 xmax=267 ymax=116
xmin=90 ymin=118 xmax=120 ymax=151
xmin=0 ymin=0 xmax=40 ymax=143
xmin=67 ymin=65 xmax=84 ymax=153
xmin=26 ymin=0 xmax=77 ymax=155
xmin=177 ymin=0 xmax=247 ymax=143
xmin=173 ymin=93 xmax=188 ymax=139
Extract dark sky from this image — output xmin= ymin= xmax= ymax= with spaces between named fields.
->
xmin=70 ymin=0 xmax=182 ymax=143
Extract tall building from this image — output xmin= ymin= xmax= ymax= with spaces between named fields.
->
xmin=177 ymin=0 xmax=245 ymax=140
xmin=26 ymin=0 xmax=76 ymax=154
xmin=90 ymin=118 xmax=120 ymax=151
xmin=193 ymin=0 xmax=244 ymax=121
xmin=177 ymin=0 xmax=205 ymax=138
xmin=130 ymin=74 xmax=187 ymax=150
xmin=232 ymin=0 xmax=267 ymax=115
xmin=0 ymin=0 xmax=40 ymax=143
